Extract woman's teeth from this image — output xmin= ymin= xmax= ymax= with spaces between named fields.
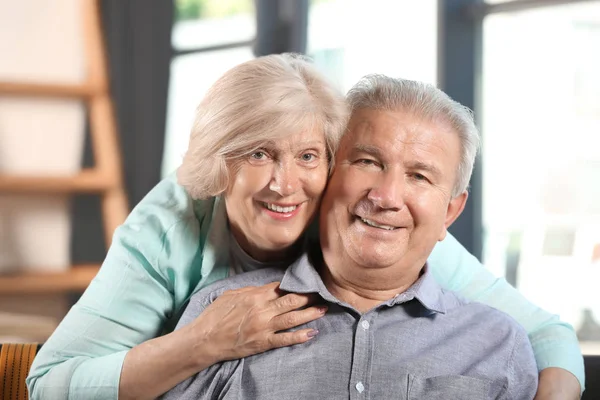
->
xmin=265 ymin=203 xmax=298 ymax=213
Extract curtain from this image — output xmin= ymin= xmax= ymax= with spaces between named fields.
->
xmin=71 ymin=0 xmax=174 ymax=262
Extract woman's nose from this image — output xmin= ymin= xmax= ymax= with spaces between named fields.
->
xmin=269 ymin=160 xmax=300 ymax=196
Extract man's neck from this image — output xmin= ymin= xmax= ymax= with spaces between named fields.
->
xmin=318 ymin=254 xmax=422 ymax=314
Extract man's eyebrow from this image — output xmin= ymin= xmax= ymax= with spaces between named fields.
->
xmin=351 ymin=144 xmax=383 ymax=158
xmin=407 ymin=161 xmax=442 ymax=177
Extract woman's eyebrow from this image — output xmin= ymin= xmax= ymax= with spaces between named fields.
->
xmin=297 ymin=139 xmax=325 ymax=146
xmin=291 ymin=140 xmax=326 ymax=150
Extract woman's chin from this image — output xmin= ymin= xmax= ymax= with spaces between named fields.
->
xmin=265 ymin=238 xmax=299 ymax=251
xmin=260 ymin=232 xmax=304 ymax=251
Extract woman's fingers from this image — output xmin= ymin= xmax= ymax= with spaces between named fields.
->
xmin=271 ymin=292 xmax=319 ymax=313
xmin=222 ymin=281 xmax=281 ymax=301
xmin=190 ymin=282 xmax=327 ymax=363
xmin=267 ymin=328 xmax=320 ymax=349
xmin=269 ymin=306 xmax=327 ymax=332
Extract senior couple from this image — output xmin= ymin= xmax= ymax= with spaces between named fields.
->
xmin=28 ymin=54 xmax=583 ymax=399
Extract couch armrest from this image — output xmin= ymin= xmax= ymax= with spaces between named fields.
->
xmin=0 ymin=343 xmax=42 ymax=400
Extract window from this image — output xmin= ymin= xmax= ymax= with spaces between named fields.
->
xmin=162 ymin=0 xmax=255 ymax=177
xmin=307 ymin=0 xmax=438 ymax=92
xmin=481 ymin=1 xmax=600 ymax=353
xmin=486 ymin=0 xmax=526 ymax=4
xmin=163 ymin=0 xmax=438 ymax=176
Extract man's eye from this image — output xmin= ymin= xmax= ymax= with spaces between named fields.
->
xmin=251 ymin=151 xmax=266 ymax=160
xmin=357 ymin=159 xmax=376 ymax=166
xmin=412 ymin=173 xmax=427 ymax=181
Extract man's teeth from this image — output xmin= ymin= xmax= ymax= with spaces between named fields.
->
xmin=360 ymin=217 xmax=396 ymax=230
xmin=265 ymin=203 xmax=298 ymax=213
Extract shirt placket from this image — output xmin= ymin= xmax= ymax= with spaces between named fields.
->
xmin=349 ymin=313 xmax=375 ymax=400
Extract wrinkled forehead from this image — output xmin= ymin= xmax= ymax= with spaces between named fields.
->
xmin=343 ymin=108 xmax=457 ymax=153
xmin=227 ymin=113 xmax=327 ymax=158
xmin=255 ymin=128 xmax=327 ymax=153
xmin=340 ymin=110 xmax=411 ymax=155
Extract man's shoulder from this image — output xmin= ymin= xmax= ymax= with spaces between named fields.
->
xmin=175 ymin=268 xmax=287 ymax=330
xmin=191 ymin=267 xmax=288 ymax=306
xmin=440 ymin=289 xmax=529 ymax=338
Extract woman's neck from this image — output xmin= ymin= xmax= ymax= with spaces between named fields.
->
xmin=230 ymin=226 xmax=305 ymax=263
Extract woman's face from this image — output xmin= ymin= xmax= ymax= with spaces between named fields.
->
xmin=225 ymin=129 xmax=329 ymax=259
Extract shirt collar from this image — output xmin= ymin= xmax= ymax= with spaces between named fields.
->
xmin=392 ymin=265 xmax=446 ymax=314
xmin=279 ymin=253 xmax=344 ymax=305
xmin=279 ymin=253 xmax=446 ymax=314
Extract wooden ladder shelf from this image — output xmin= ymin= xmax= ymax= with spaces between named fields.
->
xmin=0 ymin=0 xmax=128 ymax=295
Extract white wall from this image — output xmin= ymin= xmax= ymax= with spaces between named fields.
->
xmin=0 ymin=0 xmax=87 ymax=273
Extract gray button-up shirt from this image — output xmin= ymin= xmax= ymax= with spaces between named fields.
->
xmin=162 ymin=253 xmax=538 ymax=400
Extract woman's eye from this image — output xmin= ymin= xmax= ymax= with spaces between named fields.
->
xmin=251 ymin=151 xmax=266 ymax=160
xmin=301 ymin=153 xmax=316 ymax=162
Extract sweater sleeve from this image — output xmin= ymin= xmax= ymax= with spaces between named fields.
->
xmin=26 ymin=176 xmax=220 ymax=400
xmin=428 ymin=232 xmax=585 ymax=391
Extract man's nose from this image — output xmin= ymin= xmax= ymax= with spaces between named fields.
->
xmin=367 ymin=170 xmax=405 ymax=210
xmin=269 ymin=159 xmax=300 ymax=197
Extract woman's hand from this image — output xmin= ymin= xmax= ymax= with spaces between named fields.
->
xmin=119 ymin=282 xmax=326 ymax=400
xmin=184 ymin=281 xmax=327 ymax=366
xmin=534 ymin=367 xmax=581 ymax=400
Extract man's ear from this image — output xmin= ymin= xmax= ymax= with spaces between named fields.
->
xmin=438 ymin=191 xmax=468 ymax=241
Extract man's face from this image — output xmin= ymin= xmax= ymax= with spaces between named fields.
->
xmin=320 ymin=108 xmax=467 ymax=276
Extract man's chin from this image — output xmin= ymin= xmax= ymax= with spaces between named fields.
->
xmin=347 ymin=248 xmax=405 ymax=270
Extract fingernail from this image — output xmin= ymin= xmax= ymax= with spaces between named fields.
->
xmin=307 ymin=329 xmax=319 ymax=338
xmin=318 ymin=306 xmax=328 ymax=314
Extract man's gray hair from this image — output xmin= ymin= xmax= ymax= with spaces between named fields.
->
xmin=346 ymin=75 xmax=480 ymax=197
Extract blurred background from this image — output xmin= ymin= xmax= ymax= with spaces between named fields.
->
xmin=0 ymin=0 xmax=599 ymax=354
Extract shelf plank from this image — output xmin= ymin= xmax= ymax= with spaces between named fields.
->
xmin=0 ymin=81 xmax=100 ymax=99
xmin=0 ymin=169 xmax=114 ymax=194
xmin=0 ymin=265 xmax=100 ymax=295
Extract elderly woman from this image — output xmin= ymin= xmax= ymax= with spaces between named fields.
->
xmin=27 ymin=54 xmax=583 ymax=400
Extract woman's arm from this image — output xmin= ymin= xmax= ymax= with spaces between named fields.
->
xmin=25 ymin=223 xmax=173 ymax=399
xmin=119 ymin=282 xmax=325 ymax=400
xmin=535 ymin=368 xmax=581 ymax=400
xmin=28 ymin=239 xmax=322 ymax=400
xmin=428 ymin=233 xmax=584 ymax=397
xmin=25 ymin=177 xmax=195 ymax=399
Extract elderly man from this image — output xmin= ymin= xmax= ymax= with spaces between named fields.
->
xmin=162 ymin=75 xmax=538 ymax=399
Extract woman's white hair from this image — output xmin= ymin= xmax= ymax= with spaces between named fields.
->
xmin=178 ymin=53 xmax=349 ymax=199
xmin=346 ymin=74 xmax=480 ymax=197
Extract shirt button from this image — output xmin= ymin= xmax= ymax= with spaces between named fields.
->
xmin=355 ymin=382 xmax=365 ymax=393
xmin=361 ymin=320 xmax=370 ymax=330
